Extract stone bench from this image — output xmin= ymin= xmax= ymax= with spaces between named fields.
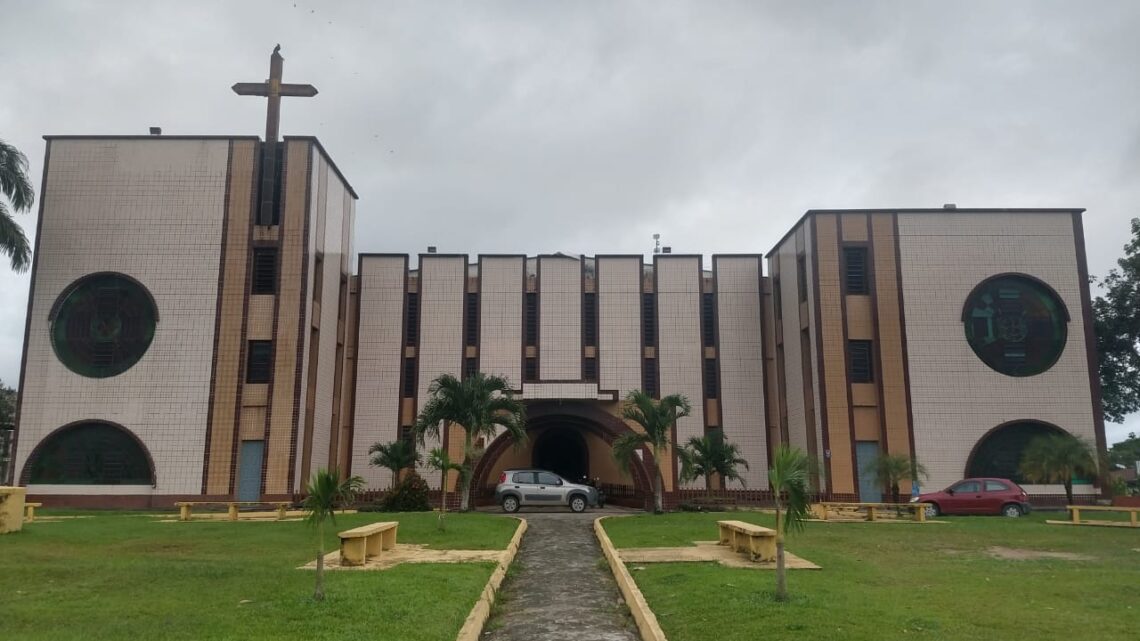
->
xmin=24 ymin=502 xmax=43 ymax=522
xmin=1065 ymin=505 xmax=1139 ymax=528
xmin=717 ymin=519 xmax=776 ymax=562
xmin=338 ymin=521 xmax=399 ymax=566
xmin=173 ymin=501 xmax=292 ymax=522
xmin=814 ymin=501 xmax=928 ymax=522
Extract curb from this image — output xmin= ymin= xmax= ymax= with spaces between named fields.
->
xmin=455 ymin=517 xmax=528 ymax=641
xmin=594 ymin=516 xmax=669 ymax=641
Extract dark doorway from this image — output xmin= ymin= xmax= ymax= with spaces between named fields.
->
xmin=532 ymin=428 xmax=588 ymax=482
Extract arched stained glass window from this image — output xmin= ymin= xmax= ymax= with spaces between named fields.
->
xmin=51 ymin=273 xmax=158 ymax=378
xmin=962 ymin=274 xmax=1067 ymax=377
xmin=26 ymin=422 xmax=153 ymax=485
xmin=966 ymin=421 xmax=1063 ymax=484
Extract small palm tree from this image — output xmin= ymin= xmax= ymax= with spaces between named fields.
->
xmin=1 ymin=139 xmax=35 ymax=272
xmin=769 ymin=445 xmax=812 ymax=602
xmin=427 ymin=447 xmax=464 ymax=530
xmin=864 ymin=453 xmax=929 ymax=503
xmin=677 ymin=428 xmax=750 ymax=493
xmin=303 ymin=468 xmax=364 ymax=601
xmin=368 ymin=439 xmax=422 ymax=488
xmin=413 ymin=372 xmax=526 ymax=511
xmin=612 ymin=390 xmax=691 ymax=514
xmin=1019 ymin=432 xmax=1098 ymax=504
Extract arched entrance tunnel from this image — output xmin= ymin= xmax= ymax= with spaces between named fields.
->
xmin=470 ymin=401 xmax=655 ymax=508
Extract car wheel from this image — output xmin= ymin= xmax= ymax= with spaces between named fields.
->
xmin=569 ymin=495 xmax=587 ymax=513
xmin=923 ymin=503 xmax=939 ymax=519
xmin=502 ymin=496 xmax=520 ymax=513
xmin=1001 ymin=503 xmax=1022 ymax=518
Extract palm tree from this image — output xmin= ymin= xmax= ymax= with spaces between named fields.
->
xmin=769 ymin=445 xmax=812 ymax=602
xmin=864 ymin=453 xmax=929 ymax=503
xmin=427 ymin=447 xmax=464 ymax=529
xmin=1 ymin=139 xmax=35 ymax=272
xmin=368 ymin=439 xmax=421 ymax=489
xmin=303 ymin=468 xmax=364 ymax=602
xmin=1019 ymin=432 xmax=1098 ymax=504
xmin=612 ymin=390 xmax=691 ymax=514
xmin=413 ymin=372 xmax=526 ymax=512
xmin=677 ymin=428 xmax=750 ymax=493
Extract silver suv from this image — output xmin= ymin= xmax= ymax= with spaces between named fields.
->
xmin=494 ymin=469 xmax=600 ymax=513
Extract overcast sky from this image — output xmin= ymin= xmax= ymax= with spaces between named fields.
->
xmin=1 ymin=1 xmax=1137 ymax=444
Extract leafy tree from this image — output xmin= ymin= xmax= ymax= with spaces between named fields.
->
xmin=0 ymin=140 xmax=34 ymax=272
xmin=677 ymin=428 xmax=749 ymax=493
xmin=368 ymin=439 xmax=421 ymax=489
xmin=612 ymin=390 xmax=691 ymax=514
xmin=413 ymin=372 xmax=526 ymax=512
xmin=863 ymin=453 xmax=928 ymax=503
xmin=1019 ymin=433 xmax=1098 ymax=504
xmin=769 ymin=445 xmax=812 ymax=602
xmin=1107 ymin=432 xmax=1140 ymax=467
xmin=1093 ymin=217 xmax=1140 ymax=424
xmin=302 ymin=468 xmax=364 ymax=601
xmin=426 ymin=447 xmax=463 ymax=530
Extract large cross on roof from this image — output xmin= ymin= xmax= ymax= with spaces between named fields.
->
xmin=232 ymin=45 xmax=317 ymax=143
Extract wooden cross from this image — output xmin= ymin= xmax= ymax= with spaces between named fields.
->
xmin=232 ymin=45 xmax=318 ymax=143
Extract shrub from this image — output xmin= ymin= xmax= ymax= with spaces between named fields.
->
xmin=376 ymin=471 xmax=432 ymax=512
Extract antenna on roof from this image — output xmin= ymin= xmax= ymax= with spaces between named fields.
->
xmin=653 ymin=233 xmax=661 ymax=254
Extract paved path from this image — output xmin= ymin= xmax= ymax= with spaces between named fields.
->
xmin=484 ymin=509 xmax=640 ymax=641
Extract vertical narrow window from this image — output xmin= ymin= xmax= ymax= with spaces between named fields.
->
xmin=246 ymin=340 xmax=273 ymax=383
xmin=704 ymin=359 xmax=719 ymax=399
xmin=643 ymin=358 xmax=658 ymax=397
xmin=843 ymin=246 xmax=869 ymax=295
xmin=642 ymin=293 xmax=656 ymax=347
xmin=404 ymin=293 xmax=419 ymax=346
xmin=402 ymin=357 xmax=417 ymax=397
xmin=583 ymin=357 xmax=597 ymax=382
xmin=464 ymin=357 xmax=478 ymax=379
xmin=251 ymin=247 xmax=278 ymax=294
xmin=701 ymin=292 xmax=716 ymax=347
xmin=582 ymin=293 xmax=597 ymax=347
xmin=312 ymin=254 xmax=324 ymax=302
xmin=797 ymin=255 xmax=808 ymax=302
xmin=464 ymin=292 xmax=479 ymax=346
xmin=848 ymin=340 xmax=874 ymax=383
xmin=772 ymin=276 xmax=782 ymax=318
xmin=524 ymin=357 xmax=538 ymax=382
xmin=524 ymin=292 xmax=538 ymax=346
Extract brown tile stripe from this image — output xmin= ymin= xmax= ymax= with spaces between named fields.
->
xmin=264 ymin=141 xmax=311 ymax=495
xmin=813 ymin=214 xmax=854 ymax=494
xmin=870 ymin=214 xmax=913 ymax=468
xmin=891 ymin=214 xmax=919 ymax=464
xmin=204 ymin=140 xmax=257 ymax=495
xmin=836 ymin=215 xmax=860 ymax=496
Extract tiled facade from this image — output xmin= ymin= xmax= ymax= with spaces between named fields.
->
xmin=9 ymin=135 xmax=1107 ymax=505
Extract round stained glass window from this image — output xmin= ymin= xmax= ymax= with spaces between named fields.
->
xmin=962 ymin=274 xmax=1067 ymax=377
xmin=51 ymin=273 xmax=158 ymax=378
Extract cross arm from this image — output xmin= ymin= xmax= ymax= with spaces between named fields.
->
xmin=232 ymin=82 xmax=269 ymax=96
xmin=279 ymin=83 xmax=319 ymax=97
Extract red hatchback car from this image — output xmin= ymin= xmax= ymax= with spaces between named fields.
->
xmin=913 ymin=478 xmax=1031 ymax=518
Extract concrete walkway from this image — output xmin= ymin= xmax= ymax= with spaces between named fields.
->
xmin=484 ymin=509 xmax=640 ymax=641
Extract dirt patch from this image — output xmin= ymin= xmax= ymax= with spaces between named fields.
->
xmin=298 ymin=543 xmax=504 ymax=571
xmin=986 ymin=546 xmax=1093 ymax=561
xmin=619 ymin=541 xmax=820 ymax=570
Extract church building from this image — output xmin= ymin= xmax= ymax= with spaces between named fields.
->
xmin=6 ymin=52 xmax=1107 ymax=508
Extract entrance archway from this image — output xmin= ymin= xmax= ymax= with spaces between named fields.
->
xmin=965 ymin=419 xmax=1066 ymax=484
xmin=470 ymin=400 xmax=655 ymax=504
xmin=532 ymin=428 xmax=588 ymax=482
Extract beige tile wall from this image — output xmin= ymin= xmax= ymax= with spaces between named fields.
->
xmin=714 ymin=256 xmax=769 ymax=488
xmin=538 ymin=256 xmax=582 ymax=380
xmin=655 ymin=256 xmax=705 ymax=489
xmin=898 ymin=212 xmax=1098 ymax=492
xmin=16 ymin=139 xmax=231 ymax=494
xmin=351 ymin=256 xmax=406 ymax=489
xmin=776 ymin=242 xmax=808 ymax=454
xmin=416 ymin=255 xmax=466 ymax=489
xmin=478 ymin=256 xmax=524 ymax=386
xmin=597 ymin=257 xmax=642 ymax=396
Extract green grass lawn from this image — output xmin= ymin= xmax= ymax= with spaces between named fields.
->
xmin=604 ymin=511 xmax=1140 ymax=641
xmin=0 ymin=510 xmax=519 ymax=641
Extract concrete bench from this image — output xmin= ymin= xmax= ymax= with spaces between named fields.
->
xmin=24 ymin=502 xmax=43 ymax=522
xmin=815 ymin=502 xmax=927 ymax=523
xmin=338 ymin=521 xmax=399 ymax=566
xmin=173 ymin=501 xmax=292 ymax=522
xmin=1066 ymin=505 xmax=1139 ymax=528
xmin=717 ymin=520 xmax=777 ymax=562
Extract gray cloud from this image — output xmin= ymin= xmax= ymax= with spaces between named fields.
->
xmin=1 ymin=0 xmax=1138 ymax=442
